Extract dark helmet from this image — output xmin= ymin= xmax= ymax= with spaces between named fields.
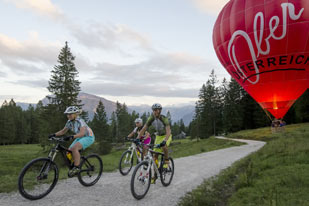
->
xmin=151 ymin=103 xmax=162 ymax=110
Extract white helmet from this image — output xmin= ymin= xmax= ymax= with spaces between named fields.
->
xmin=64 ymin=106 xmax=80 ymax=114
xmin=135 ymin=118 xmax=143 ymax=124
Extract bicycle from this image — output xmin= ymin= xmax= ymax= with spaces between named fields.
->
xmin=119 ymin=138 xmax=144 ymax=176
xmin=130 ymin=143 xmax=174 ymax=200
xmin=18 ymin=136 xmax=103 ymax=200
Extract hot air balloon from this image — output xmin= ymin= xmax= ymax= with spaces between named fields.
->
xmin=213 ymin=0 xmax=309 ymax=119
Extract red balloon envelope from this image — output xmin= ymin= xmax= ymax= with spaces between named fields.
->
xmin=213 ymin=0 xmax=309 ymax=119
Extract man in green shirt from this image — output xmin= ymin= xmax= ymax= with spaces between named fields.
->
xmin=137 ymin=103 xmax=172 ymax=183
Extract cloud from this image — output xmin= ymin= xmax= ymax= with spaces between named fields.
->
xmin=7 ymin=0 xmax=65 ymax=21
xmin=0 ymin=33 xmax=60 ymax=64
xmin=0 ymin=71 xmax=7 ymax=78
xmin=80 ymin=52 xmax=212 ymax=98
xmin=12 ymin=79 xmax=48 ymax=88
xmin=68 ymin=22 xmax=156 ymax=57
xmin=83 ymin=82 xmax=199 ymax=98
xmin=7 ymin=0 xmax=156 ymax=57
xmin=190 ymin=0 xmax=229 ymax=15
xmin=90 ymin=52 xmax=209 ymax=86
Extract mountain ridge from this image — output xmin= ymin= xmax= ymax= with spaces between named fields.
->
xmin=16 ymin=92 xmax=194 ymax=125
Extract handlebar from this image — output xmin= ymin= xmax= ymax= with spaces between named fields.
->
xmin=125 ymin=137 xmax=164 ymax=149
xmin=48 ymin=136 xmax=71 ymax=142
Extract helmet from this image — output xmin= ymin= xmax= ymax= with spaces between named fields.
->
xmin=151 ymin=103 xmax=162 ymax=110
xmin=64 ymin=106 xmax=80 ymax=114
xmin=134 ymin=118 xmax=143 ymax=124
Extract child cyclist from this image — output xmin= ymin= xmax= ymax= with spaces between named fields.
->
xmin=126 ymin=118 xmax=151 ymax=157
xmin=48 ymin=106 xmax=95 ymax=177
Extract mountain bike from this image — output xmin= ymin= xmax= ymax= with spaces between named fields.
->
xmin=119 ymin=138 xmax=144 ymax=175
xmin=18 ymin=136 xmax=103 ymax=200
xmin=130 ymin=143 xmax=174 ymax=200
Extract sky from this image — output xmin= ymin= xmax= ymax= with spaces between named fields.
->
xmin=0 ymin=0 xmax=230 ymax=107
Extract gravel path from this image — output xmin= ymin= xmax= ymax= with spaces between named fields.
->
xmin=0 ymin=137 xmax=265 ymax=206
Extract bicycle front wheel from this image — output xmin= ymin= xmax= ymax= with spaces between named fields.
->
xmin=130 ymin=161 xmax=151 ymax=200
xmin=78 ymin=154 xmax=103 ymax=186
xmin=18 ymin=157 xmax=58 ymax=200
xmin=119 ymin=150 xmax=133 ymax=176
xmin=160 ymin=157 xmax=174 ymax=186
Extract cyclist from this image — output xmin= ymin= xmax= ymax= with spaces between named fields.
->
xmin=127 ymin=118 xmax=151 ymax=157
xmin=137 ymin=103 xmax=172 ymax=183
xmin=48 ymin=106 xmax=95 ymax=177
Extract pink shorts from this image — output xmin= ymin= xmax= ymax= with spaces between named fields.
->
xmin=141 ymin=136 xmax=151 ymax=145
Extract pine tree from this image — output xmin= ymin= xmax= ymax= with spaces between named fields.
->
xmin=179 ymin=119 xmax=185 ymax=133
xmin=47 ymin=41 xmax=82 ymax=113
xmin=195 ymin=70 xmax=221 ymax=138
xmin=294 ymin=90 xmax=309 ymax=122
xmin=91 ymin=100 xmax=112 ymax=154
xmin=45 ymin=41 xmax=82 ymax=135
xmin=110 ymin=112 xmax=117 ymax=143
xmin=222 ymin=78 xmax=244 ymax=133
xmin=116 ymin=103 xmax=131 ymax=143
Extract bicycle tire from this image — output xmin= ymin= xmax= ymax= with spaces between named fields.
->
xmin=78 ymin=154 xmax=103 ymax=186
xmin=119 ymin=150 xmax=133 ymax=176
xmin=130 ymin=161 xmax=151 ymax=200
xmin=18 ymin=157 xmax=58 ymax=200
xmin=160 ymin=157 xmax=174 ymax=186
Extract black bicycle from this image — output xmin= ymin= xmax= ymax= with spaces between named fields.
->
xmin=130 ymin=143 xmax=174 ymax=200
xmin=18 ymin=136 xmax=103 ymax=200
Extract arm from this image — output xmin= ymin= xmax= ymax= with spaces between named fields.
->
xmin=73 ymin=126 xmax=86 ymax=139
xmin=165 ymin=125 xmax=171 ymax=141
xmin=127 ymin=131 xmax=135 ymax=138
xmin=55 ymin=127 xmax=69 ymax=136
xmin=137 ymin=125 xmax=148 ymax=139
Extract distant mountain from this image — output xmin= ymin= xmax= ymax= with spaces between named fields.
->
xmin=77 ymin=92 xmax=117 ymax=120
xmin=17 ymin=92 xmax=117 ymax=120
xmin=17 ymin=92 xmax=195 ymax=125
xmin=17 ymin=102 xmax=36 ymax=110
xmin=129 ymin=104 xmax=195 ymax=126
xmin=40 ymin=92 xmax=118 ymax=120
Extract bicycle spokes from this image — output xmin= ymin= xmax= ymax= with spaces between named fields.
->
xmin=78 ymin=154 xmax=103 ymax=187
xmin=18 ymin=158 xmax=58 ymax=200
xmin=131 ymin=161 xmax=151 ymax=200
xmin=119 ymin=150 xmax=133 ymax=175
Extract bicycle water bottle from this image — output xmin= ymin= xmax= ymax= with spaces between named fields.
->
xmin=66 ymin=152 xmax=73 ymax=163
xmin=137 ymin=150 xmax=141 ymax=158
xmin=155 ymin=159 xmax=159 ymax=167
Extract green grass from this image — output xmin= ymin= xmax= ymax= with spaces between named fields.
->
xmin=0 ymin=144 xmax=45 ymax=193
xmin=0 ymin=137 xmax=243 ymax=193
xmin=178 ymin=123 xmax=309 ymax=206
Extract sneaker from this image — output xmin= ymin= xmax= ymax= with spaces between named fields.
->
xmin=68 ymin=166 xmax=80 ymax=177
xmin=151 ymin=173 xmax=157 ymax=184
xmin=163 ymin=160 xmax=169 ymax=169
xmin=151 ymin=177 xmax=157 ymax=184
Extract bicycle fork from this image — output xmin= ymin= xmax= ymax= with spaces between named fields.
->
xmin=37 ymin=149 xmax=58 ymax=180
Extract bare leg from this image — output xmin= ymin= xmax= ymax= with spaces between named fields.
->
xmin=162 ymin=145 xmax=169 ymax=163
xmin=70 ymin=142 xmax=83 ymax=167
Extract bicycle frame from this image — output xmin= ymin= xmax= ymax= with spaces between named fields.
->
xmin=47 ymin=142 xmax=73 ymax=168
xmin=127 ymin=142 xmax=143 ymax=163
xmin=143 ymin=148 xmax=164 ymax=178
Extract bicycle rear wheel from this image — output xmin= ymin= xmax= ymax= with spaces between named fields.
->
xmin=130 ymin=161 xmax=151 ymax=200
xmin=160 ymin=157 xmax=174 ymax=186
xmin=119 ymin=150 xmax=133 ymax=176
xmin=78 ymin=154 xmax=103 ymax=186
xmin=18 ymin=157 xmax=58 ymax=200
